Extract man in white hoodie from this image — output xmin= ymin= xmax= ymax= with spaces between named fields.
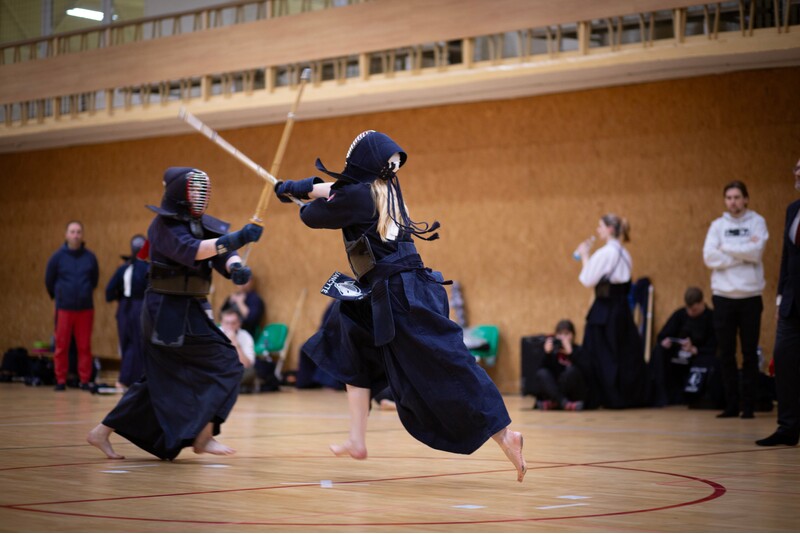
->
xmin=703 ymin=181 xmax=768 ymax=419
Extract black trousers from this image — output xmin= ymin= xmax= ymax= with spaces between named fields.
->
xmin=774 ymin=307 xmax=800 ymax=434
xmin=712 ymin=295 xmax=763 ymax=414
xmin=532 ymin=366 xmax=587 ymax=405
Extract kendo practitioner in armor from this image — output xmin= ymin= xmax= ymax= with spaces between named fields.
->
xmin=105 ymin=234 xmax=148 ymax=389
xmin=275 ymin=131 xmax=527 ymax=482
xmin=88 ymin=167 xmax=262 ymax=460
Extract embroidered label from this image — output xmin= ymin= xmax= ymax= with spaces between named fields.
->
xmin=320 ymin=271 xmax=369 ymax=301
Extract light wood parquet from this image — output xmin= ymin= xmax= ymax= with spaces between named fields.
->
xmin=0 ymin=384 xmax=798 ymax=532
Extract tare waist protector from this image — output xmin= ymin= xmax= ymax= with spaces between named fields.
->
xmin=148 ymin=261 xmax=212 ymax=297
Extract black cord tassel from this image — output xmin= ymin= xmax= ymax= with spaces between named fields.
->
xmin=385 ymin=174 xmax=440 ymax=241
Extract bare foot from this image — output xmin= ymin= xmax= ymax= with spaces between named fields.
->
xmin=378 ymin=399 xmax=397 ymax=411
xmin=497 ymin=429 xmax=527 ymax=483
xmin=329 ymin=440 xmax=367 ymax=460
xmin=87 ymin=424 xmax=125 ymax=459
xmin=193 ymin=437 xmax=236 ymax=456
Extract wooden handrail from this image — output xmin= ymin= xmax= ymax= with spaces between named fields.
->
xmin=1 ymin=0 xmax=797 ymax=123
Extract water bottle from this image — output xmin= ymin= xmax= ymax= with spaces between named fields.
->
xmin=572 ymin=236 xmax=595 ymax=260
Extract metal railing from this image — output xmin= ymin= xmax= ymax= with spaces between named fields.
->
xmin=1 ymin=0 xmax=798 ymax=127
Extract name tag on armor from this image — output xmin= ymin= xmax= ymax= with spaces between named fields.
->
xmin=320 ymin=271 xmax=370 ymax=301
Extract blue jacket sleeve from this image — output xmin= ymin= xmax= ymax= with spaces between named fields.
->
xmin=90 ymin=251 xmax=99 ymax=289
xmin=777 ymin=202 xmax=797 ymax=298
xmin=105 ymin=264 xmax=125 ymax=302
xmin=45 ymin=251 xmax=58 ymax=299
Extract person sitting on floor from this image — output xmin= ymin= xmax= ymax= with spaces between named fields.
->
xmin=531 ymin=319 xmax=589 ymax=411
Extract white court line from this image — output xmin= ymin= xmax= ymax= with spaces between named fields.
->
xmin=279 ymin=481 xmax=371 ymax=487
xmin=537 ymin=503 xmax=588 ymax=510
xmin=100 ymin=470 xmax=130 ymax=474
xmin=203 ymin=464 xmax=230 ymax=468
xmin=452 ymin=504 xmax=486 ymax=509
xmin=558 ymin=495 xmax=591 ymax=500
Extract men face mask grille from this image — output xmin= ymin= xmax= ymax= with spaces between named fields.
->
xmin=185 ymin=171 xmax=210 ymax=218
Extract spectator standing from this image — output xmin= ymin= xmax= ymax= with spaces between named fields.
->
xmin=105 ymin=234 xmax=148 ymax=389
xmin=45 ymin=221 xmax=99 ymax=391
xmin=757 ymin=159 xmax=800 ymax=446
xmin=703 ymin=181 xmax=768 ymax=419
xmin=576 ymin=214 xmax=648 ymax=409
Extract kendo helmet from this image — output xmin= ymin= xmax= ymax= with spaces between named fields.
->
xmin=315 ymin=130 xmax=407 ymax=184
xmin=160 ymin=167 xmax=210 ymax=219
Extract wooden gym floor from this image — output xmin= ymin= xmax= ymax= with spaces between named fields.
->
xmin=0 ymin=383 xmax=798 ymax=532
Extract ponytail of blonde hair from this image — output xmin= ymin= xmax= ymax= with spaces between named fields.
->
xmin=371 ymin=180 xmax=409 ymax=242
xmin=602 ymin=213 xmax=631 ymax=242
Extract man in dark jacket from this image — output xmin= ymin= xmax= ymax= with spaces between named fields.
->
xmin=650 ymin=287 xmax=716 ymax=406
xmin=757 ymin=158 xmax=800 ymax=446
xmin=45 ymin=221 xmax=99 ymax=391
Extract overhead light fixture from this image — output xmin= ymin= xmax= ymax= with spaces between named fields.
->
xmin=66 ymin=7 xmax=104 ymax=21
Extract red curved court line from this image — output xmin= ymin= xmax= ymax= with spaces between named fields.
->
xmin=3 ymin=464 xmax=726 ymax=527
xmin=0 ymin=445 xmax=770 ymax=473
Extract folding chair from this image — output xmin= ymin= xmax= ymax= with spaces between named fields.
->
xmin=467 ymin=325 xmax=499 ymax=367
xmin=254 ymin=322 xmax=289 ymax=379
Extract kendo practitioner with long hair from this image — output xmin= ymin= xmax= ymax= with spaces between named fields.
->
xmin=275 ymin=131 xmax=527 ymax=482
xmin=88 ymin=167 xmax=262 ymax=460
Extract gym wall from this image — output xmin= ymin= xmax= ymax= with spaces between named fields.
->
xmin=1 ymin=66 xmax=797 ymax=392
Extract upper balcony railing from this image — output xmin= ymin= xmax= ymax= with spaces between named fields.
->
xmin=1 ymin=0 xmax=798 ymax=128
xmin=0 ymin=0 xmax=366 ymax=66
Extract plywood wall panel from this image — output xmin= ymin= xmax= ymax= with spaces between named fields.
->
xmin=1 ymin=67 xmax=798 ymax=393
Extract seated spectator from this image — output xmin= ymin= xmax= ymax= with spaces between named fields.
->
xmin=219 ymin=308 xmax=256 ymax=393
xmin=531 ymin=320 xmax=589 ymax=411
xmin=650 ymin=287 xmax=716 ymax=406
xmin=221 ymin=277 xmax=265 ymax=338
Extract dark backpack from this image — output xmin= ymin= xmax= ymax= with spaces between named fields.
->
xmin=1 ymin=347 xmax=31 ymax=380
xmin=27 ymin=356 xmax=55 ymax=386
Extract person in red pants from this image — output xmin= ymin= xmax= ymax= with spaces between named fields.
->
xmin=45 ymin=221 xmax=99 ymax=391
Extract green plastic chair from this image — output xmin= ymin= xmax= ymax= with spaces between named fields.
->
xmin=255 ymin=323 xmax=289 ymax=355
xmin=254 ymin=323 xmax=290 ymax=379
xmin=467 ymin=325 xmax=499 ymax=366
